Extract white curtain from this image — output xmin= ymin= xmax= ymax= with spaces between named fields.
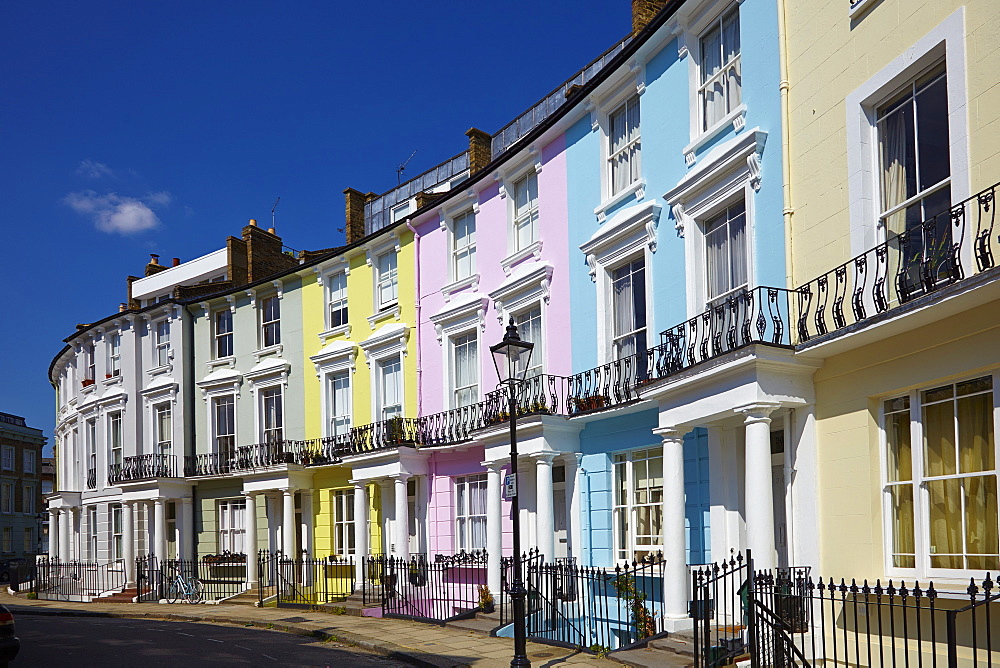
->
xmin=879 ymin=107 xmax=910 ymax=235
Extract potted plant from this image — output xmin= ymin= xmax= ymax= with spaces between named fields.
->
xmin=477 ymin=585 xmax=495 ymax=614
xmin=81 ymin=378 xmax=95 ymax=388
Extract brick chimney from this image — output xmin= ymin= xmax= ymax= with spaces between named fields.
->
xmin=632 ymin=0 xmax=669 ymax=35
xmin=466 ymin=127 xmax=493 ymax=175
xmin=241 ymin=219 xmax=297 ymax=282
xmin=344 ymin=188 xmax=368 ymax=244
xmin=144 ymin=254 xmax=168 ymax=277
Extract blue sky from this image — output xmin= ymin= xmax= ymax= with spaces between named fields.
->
xmin=0 ymin=1 xmax=630 ymax=451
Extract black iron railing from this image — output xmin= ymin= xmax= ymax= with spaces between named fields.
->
xmin=691 ymin=550 xmax=1000 ymax=668
xmin=184 ymin=439 xmax=304 ymax=476
xmin=256 ymin=551 xmax=354 ymax=606
xmin=108 ymin=454 xmax=178 ymax=484
xmin=86 ymin=468 xmax=96 ymax=490
xmin=378 ymin=551 xmax=489 ymax=624
xmin=14 ymin=558 xmax=125 ymax=602
xmin=137 ymin=555 xmax=248 ymax=603
xmin=793 ymin=183 xmax=998 ymax=345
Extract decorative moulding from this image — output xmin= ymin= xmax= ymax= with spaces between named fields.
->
xmin=594 ymin=178 xmax=646 ymax=223
xmin=310 ymin=339 xmax=358 ymax=377
xmin=440 ymin=274 xmax=480 ymax=302
xmin=500 ymin=240 xmax=544 ymax=276
xmin=359 ymin=323 xmax=410 ymax=366
xmin=429 ymin=294 xmax=490 ymax=344
xmin=244 ymin=357 xmax=291 ymax=389
xmin=580 ymin=199 xmax=661 ymax=282
xmin=671 ymin=203 xmax=690 ymax=238
xmin=252 ymin=343 xmax=283 ymax=364
xmin=665 ymin=128 xmax=768 ymax=213
xmin=682 ymin=103 xmax=748 ymax=167
xmin=196 ymin=367 xmax=243 ymax=400
xmin=367 ymin=304 xmax=401 ymax=329
xmin=489 ymin=263 xmax=555 ymax=323
xmin=747 ymin=153 xmax=762 ymax=191
xmin=318 ymin=323 xmax=352 ymax=342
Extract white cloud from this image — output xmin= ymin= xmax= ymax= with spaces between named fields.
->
xmin=76 ymin=160 xmax=115 ymax=179
xmin=64 ymin=190 xmax=169 ymax=234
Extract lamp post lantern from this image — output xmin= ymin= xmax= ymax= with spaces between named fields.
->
xmin=490 ymin=317 xmax=534 ymax=668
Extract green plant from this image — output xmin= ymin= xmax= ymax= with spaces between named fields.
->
xmin=266 ymin=623 xmax=274 ymax=630
xmin=588 ymin=643 xmax=611 ymax=658
xmin=613 ymin=574 xmax=656 ymax=640
xmin=330 ymin=606 xmax=346 ymax=615
xmin=477 ymin=584 xmax=494 ymax=609
xmin=25 ymin=592 xmax=37 ymax=600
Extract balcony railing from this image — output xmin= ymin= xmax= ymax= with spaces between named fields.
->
xmin=86 ymin=468 xmax=96 ymax=490
xmin=108 ymin=454 xmax=179 ymax=484
xmin=792 ymin=183 xmax=998 ymax=345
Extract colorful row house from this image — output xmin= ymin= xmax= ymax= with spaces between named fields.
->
xmin=44 ymin=0 xmax=1000 ymax=643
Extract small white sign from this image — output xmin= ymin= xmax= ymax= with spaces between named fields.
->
xmin=504 ymin=473 xmax=517 ymax=498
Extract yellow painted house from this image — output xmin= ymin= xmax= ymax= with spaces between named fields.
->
xmin=782 ymin=0 xmax=1000 ymax=584
xmin=302 ymin=218 xmax=419 ymax=561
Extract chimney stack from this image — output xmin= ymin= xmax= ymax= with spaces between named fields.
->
xmin=241 ymin=219 xmax=297 ymax=281
xmin=631 ymin=0 xmax=669 ymax=35
xmin=172 ymin=257 xmax=180 ymax=267
xmin=144 ymin=254 xmax=168 ymax=277
xmin=466 ymin=127 xmax=492 ymax=175
xmin=344 ymin=188 xmax=368 ymax=244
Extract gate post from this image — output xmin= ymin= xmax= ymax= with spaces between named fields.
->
xmin=747 ymin=550 xmax=757 ymax=668
xmin=946 ymin=609 xmax=958 ymax=668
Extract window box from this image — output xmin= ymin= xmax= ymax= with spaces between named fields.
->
xmin=202 ymin=551 xmax=246 ymax=565
xmin=571 ymin=395 xmax=610 ymax=414
xmin=81 ymin=378 xmax=95 ymax=388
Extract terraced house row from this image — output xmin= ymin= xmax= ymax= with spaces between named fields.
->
xmin=44 ymin=0 xmax=1000 ymax=653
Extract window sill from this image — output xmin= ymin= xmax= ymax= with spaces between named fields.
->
xmin=500 ymin=240 xmax=544 ymax=276
xmin=146 ymin=364 xmax=171 ymax=378
xmin=440 ymin=274 xmax=480 ymax=302
xmin=683 ymin=104 xmax=747 ymax=166
xmin=318 ymin=324 xmax=352 ymax=342
xmin=253 ymin=344 xmax=283 ymax=363
xmin=594 ymin=179 xmax=646 ymax=222
xmin=102 ymin=374 xmax=122 ymax=387
xmin=207 ymin=356 xmax=236 ymax=370
xmin=79 ymin=383 xmax=96 ymax=395
xmin=367 ymin=304 xmax=401 ymax=329
xmin=849 ymin=0 xmax=876 ymax=20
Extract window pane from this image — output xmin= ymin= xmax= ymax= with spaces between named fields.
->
xmin=915 ymin=74 xmax=950 ymax=190
xmin=958 ymin=392 xmax=994 ymax=473
xmin=888 ymin=484 xmax=916 ymax=568
xmin=885 ymin=409 xmax=913 ymax=482
xmin=923 ymin=400 xmax=956 ymax=477
xmin=965 ymin=475 xmax=999 ymax=570
xmin=928 ymin=478 xmax=963 ymax=568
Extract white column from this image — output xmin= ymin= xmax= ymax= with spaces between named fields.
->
xmin=145 ymin=501 xmax=155 ymax=556
xmin=534 ymin=453 xmax=556 ymax=562
xmin=655 ymin=427 xmax=689 ymax=621
xmin=741 ymin=403 xmax=779 ymax=571
xmin=484 ymin=462 xmax=503 ymax=596
xmin=265 ymin=493 xmax=279 ymax=554
xmin=123 ymin=502 xmax=136 ymax=587
xmin=153 ymin=498 xmax=168 ymax=558
xmin=393 ymin=475 xmax=410 ymax=561
xmin=49 ymin=510 xmax=60 ymax=560
xmin=69 ymin=507 xmax=79 ymax=561
xmin=245 ymin=492 xmax=259 ymax=586
xmin=180 ymin=498 xmax=194 ymax=561
xmin=567 ymin=454 xmax=584 ymax=561
xmin=300 ymin=490 xmax=314 ymax=558
xmin=282 ymin=489 xmax=296 ymax=557
xmin=352 ymin=482 xmax=369 ymax=589
xmin=379 ymin=481 xmax=392 ymax=555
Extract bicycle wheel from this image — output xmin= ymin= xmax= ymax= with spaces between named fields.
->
xmin=165 ymin=579 xmax=180 ymax=604
xmin=188 ymin=578 xmax=203 ymax=604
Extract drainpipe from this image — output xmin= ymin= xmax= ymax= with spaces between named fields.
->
xmin=784 ymin=409 xmax=796 ymax=567
xmin=777 ymin=0 xmax=794 ymax=288
xmin=405 ymin=221 xmax=423 ymax=417
xmin=580 ymin=463 xmax=592 ymax=565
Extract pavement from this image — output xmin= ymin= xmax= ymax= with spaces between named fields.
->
xmin=0 ymin=592 xmax=610 ymax=668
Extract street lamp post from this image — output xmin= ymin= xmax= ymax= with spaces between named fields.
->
xmin=490 ymin=317 xmax=534 ymax=668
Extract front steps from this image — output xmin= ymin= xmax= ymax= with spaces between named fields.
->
xmin=98 ymin=588 xmax=140 ymax=604
xmin=223 ymin=588 xmax=262 ymax=606
xmin=609 ymin=631 xmax=696 ymax=668
xmin=446 ymin=611 xmax=502 ymax=635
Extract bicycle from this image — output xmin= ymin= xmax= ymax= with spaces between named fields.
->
xmin=164 ymin=568 xmax=203 ymax=604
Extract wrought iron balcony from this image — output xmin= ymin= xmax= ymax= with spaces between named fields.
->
xmin=86 ymin=468 xmax=96 ymax=490
xmin=184 ymin=439 xmax=305 ymax=477
xmin=792 ymin=183 xmax=998 ymax=345
xmin=108 ymin=454 xmax=179 ymax=484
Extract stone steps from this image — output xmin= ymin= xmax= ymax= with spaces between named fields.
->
xmin=222 ymin=588 xmax=261 ymax=606
xmin=446 ymin=611 xmax=502 ymax=635
xmin=608 ymin=631 xmax=696 ymax=668
xmin=98 ymin=588 xmax=139 ymax=604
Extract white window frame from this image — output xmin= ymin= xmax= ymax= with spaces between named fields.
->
xmin=450 ymin=330 xmax=480 ymax=409
xmin=153 ymin=402 xmax=172 ymax=456
xmin=580 ymin=200 xmax=660 ymax=364
xmin=1 ymin=528 xmax=10 ymax=554
xmin=455 ymin=474 xmax=487 ymax=552
xmin=22 ymin=485 xmax=33 ymax=515
xmin=451 ymin=208 xmax=477 ymax=284
xmin=260 ymin=294 xmax=281 ymax=348
xmin=23 ymin=450 xmax=35 ymax=475
xmin=24 ymin=527 xmax=33 ymax=555
xmin=609 ymin=258 xmax=648 ymax=361
xmin=510 ymin=172 xmax=539 ymax=254
xmin=377 ymin=356 xmax=404 ymax=421
xmin=375 ymin=250 xmax=399 ymax=312
xmin=214 ymin=308 xmax=234 ymax=359
xmin=258 ymin=385 xmax=284 ymax=444
xmin=212 ymin=394 xmax=237 ymax=458
xmin=703 ymin=198 xmax=749 ymax=306
xmin=111 ymin=503 xmax=123 ymax=561
xmin=86 ymin=418 xmax=97 ymax=488
xmin=107 ymin=411 xmax=123 ymax=468
xmin=613 ymin=447 xmax=664 ymax=562
xmin=88 ymin=505 xmax=98 ymax=559
xmin=603 ymin=92 xmax=643 ymax=204
xmin=1 ymin=446 xmax=14 ymax=472
xmin=326 ymin=271 xmax=349 ymax=331
xmin=218 ymin=499 xmax=246 ymax=555
xmin=153 ymin=319 xmax=171 ymax=368
xmin=310 ymin=340 xmax=358 ymax=439
xmin=107 ymin=333 xmax=121 ymax=378
xmin=332 ymin=489 xmax=355 ymax=556
xmin=358 ymin=324 xmax=409 ymax=424
xmin=697 ymin=5 xmax=741 ymax=135
xmin=511 ymin=306 xmax=543 ymax=379
xmin=85 ymin=342 xmax=96 ymax=381
xmin=327 ymin=371 xmax=352 ymax=437
xmin=880 ymin=372 xmax=999 ymax=581
xmin=845 ymin=8 xmax=969 ymax=256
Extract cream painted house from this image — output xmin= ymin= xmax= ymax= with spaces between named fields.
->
xmin=783 ymin=0 xmax=1000 ymax=586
